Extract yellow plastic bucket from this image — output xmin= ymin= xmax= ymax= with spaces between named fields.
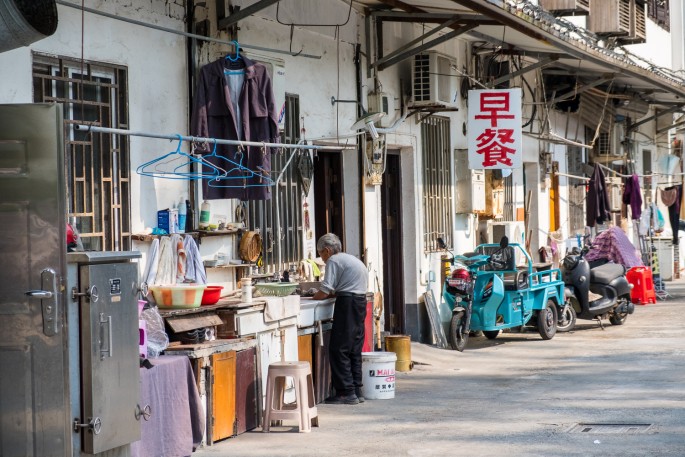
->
xmin=385 ymin=335 xmax=412 ymax=372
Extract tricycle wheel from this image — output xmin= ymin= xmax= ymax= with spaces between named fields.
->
xmin=557 ymin=302 xmax=577 ymax=333
xmin=483 ymin=330 xmax=500 ymax=340
xmin=449 ymin=312 xmax=469 ymax=352
xmin=537 ymin=300 xmax=558 ymax=340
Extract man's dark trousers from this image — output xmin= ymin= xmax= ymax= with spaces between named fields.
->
xmin=329 ymin=294 xmax=367 ymax=396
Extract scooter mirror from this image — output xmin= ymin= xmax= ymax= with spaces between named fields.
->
xmin=499 ymin=236 xmax=509 ymax=249
xmin=437 ymin=237 xmax=447 ymax=249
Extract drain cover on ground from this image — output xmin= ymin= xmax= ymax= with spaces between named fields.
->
xmin=568 ymin=423 xmax=653 ymax=434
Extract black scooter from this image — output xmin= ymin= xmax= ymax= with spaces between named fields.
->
xmin=558 ymin=245 xmax=635 ymax=331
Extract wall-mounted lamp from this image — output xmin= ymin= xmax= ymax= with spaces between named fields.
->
xmin=331 ymin=96 xmax=385 ymax=139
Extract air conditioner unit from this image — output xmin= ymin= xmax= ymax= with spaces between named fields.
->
xmin=539 ymin=0 xmax=590 ymax=16
xmin=454 ymin=149 xmax=485 ymax=213
xmin=607 ymin=177 xmax=623 ymax=212
xmin=486 ymin=220 xmax=525 ymax=245
xmin=410 ymin=51 xmax=458 ymax=109
xmin=588 ymin=0 xmax=632 ymax=36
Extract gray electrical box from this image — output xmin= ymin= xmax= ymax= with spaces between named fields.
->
xmin=455 ymin=149 xmax=486 ymax=213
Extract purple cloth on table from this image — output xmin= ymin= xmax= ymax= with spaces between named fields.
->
xmin=585 ymin=226 xmax=643 ymax=268
xmin=131 ymin=355 xmax=205 ymax=457
xmin=622 ymin=174 xmax=642 ymax=220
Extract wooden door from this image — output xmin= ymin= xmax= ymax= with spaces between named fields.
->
xmin=235 ymin=348 xmax=258 ymax=435
xmin=313 ymin=151 xmax=345 ymax=245
xmin=211 ymin=351 xmax=236 ymax=442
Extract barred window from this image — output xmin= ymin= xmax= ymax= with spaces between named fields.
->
xmin=421 ymin=115 xmax=453 ymax=252
xmin=32 ymin=53 xmax=131 ymax=251
xmin=647 ymin=0 xmax=670 ymax=31
xmin=247 ymin=93 xmax=303 ymax=273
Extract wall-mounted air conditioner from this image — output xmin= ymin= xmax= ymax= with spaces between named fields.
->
xmin=539 ymin=0 xmax=590 ymax=16
xmin=588 ymin=0 xmax=633 ymax=37
xmin=410 ymin=51 xmax=458 ymax=109
xmin=607 ymin=177 xmax=623 ymax=212
xmin=486 ymin=220 xmax=525 ymax=246
xmin=454 ymin=149 xmax=485 ymax=213
xmin=596 ymin=125 xmax=625 ymax=158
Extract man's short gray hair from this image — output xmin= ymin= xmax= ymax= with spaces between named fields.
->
xmin=317 ymin=233 xmax=342 ymax=255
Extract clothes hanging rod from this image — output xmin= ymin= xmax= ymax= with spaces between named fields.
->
xmin=74 ymin=125 xmax=352 ymax=151
xmin=56 ymin=0 xmax=321 ymax=59
xmin=554 ymin=171 xmax=590 ymax=182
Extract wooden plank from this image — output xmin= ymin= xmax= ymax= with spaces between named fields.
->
xmin=164 ymin=338 xmax=257 ymax=359
xmin=235 ymin=347 xmax=258 ymax=434
xmin=298 ymin=334 xmax=313 ymax=369
xmin=211 ymin=351 xmax=236 ymax=442
xmin=423 ymin=290 xmax=448 ymax=349
xmin=166 ymin=313 xmax=224 ymax=333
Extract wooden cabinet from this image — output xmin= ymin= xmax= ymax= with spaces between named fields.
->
xmin=211 ymin=351 xmax=236 ymax=442
xmin=235 ymin=347 xmax=258 ymax=435
xmin=298 ymin=334 xmax=313 ymax=368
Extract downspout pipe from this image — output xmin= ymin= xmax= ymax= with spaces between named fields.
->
xmin=355 ymin=43 xmax=366 ymax=260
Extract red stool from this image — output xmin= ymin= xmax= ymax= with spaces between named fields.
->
xmin=627 ymin=266 xmax=657 ymax=305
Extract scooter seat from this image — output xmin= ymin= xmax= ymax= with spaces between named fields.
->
xmin=590 ymin=263 xmax=626 ymax=285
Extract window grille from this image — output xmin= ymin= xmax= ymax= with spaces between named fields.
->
xmin=567 ymin=146 xmax=586 ymax=235
xmin=32 ymin=53 xmax=130 ymax=251
xmin=421 ymin=115 xmax=453 ymax=252
xmin=502 ymin=173 xmax=515 ymax=221
xmin=247 ymin=93 xmax=303 ymax=273
xmin=647 ymin=0 xmax=670 ymax=31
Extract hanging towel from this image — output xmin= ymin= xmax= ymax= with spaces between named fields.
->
xmin=171 ymin=234 xmax=186 ymax=283
xmin=183 ymin=236 xmax=207 ymax=284
xmin=622 ymin=174 xmax=642 ymax=220
xmin=156 ymin=237 xmax=177 ymax=285
xmin=142 ymin=238 xmax=160 ymax=285
xmin=586 ymin=163 xmax=611 ymax=227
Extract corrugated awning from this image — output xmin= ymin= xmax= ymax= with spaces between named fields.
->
xmin=355 ymin=0 xmax=685 ymax=110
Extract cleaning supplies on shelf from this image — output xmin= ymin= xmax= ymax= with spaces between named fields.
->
xmin=199 ymin=200 xmax=211 ymax=230
xmin=177 ymin=197 xmax=187 ymax=234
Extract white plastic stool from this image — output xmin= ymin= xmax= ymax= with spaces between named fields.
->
xmin=262 ymin=361 xmax=319 ymax=433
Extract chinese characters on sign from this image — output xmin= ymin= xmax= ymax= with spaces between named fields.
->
xmin=468 ymin=89 xmax=522 ymax=169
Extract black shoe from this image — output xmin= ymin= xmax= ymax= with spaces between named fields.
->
xmin=325 ymin=393 xmax=359 ymax=405
xmin=355 ymin=388 xmax=365 ymax=403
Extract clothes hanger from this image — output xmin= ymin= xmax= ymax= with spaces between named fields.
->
xmin=136 ymin=135 xmax=223 ymax=180
xmin=204 ymin=141 xmax=275 ymax=188
xmin=224 ymin=40 xmax=246 ymax=73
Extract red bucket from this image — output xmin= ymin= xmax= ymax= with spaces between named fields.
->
xmin=201 ymin=286 xmax=223 ymax=306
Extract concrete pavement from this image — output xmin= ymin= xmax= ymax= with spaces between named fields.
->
xmin=194 ymin=281 xmax=685 ymax=457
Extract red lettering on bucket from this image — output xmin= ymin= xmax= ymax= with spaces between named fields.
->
xmin=372 ymin=368 xmax=395 ymax=376
xmin=384 ymin=376 xmax=395 ymax=382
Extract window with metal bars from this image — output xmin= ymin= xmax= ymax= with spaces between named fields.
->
xmin=32 ymin=53 xmax=131 ymax=251
xmin=567 ymin=146 xmax=586 ymax=235
xmin=421 ymin=115 xmax=453 ymax=252
xmin=247 ymin=93 xmax=303 ymax=273
xmin=647 ymin=0 xmax=669 ymax=30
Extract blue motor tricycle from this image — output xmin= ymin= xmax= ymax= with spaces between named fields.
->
xmin=438 ymin=237 xmax=565 ymax=351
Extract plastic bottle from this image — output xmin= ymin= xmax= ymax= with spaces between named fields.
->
xmin=177 ymin=197 xmax=187 ymax=234
xmin=241 ymin=277 xmax=253 ymax=303
xmin=199 ymin=200 xmax=211 ymax=230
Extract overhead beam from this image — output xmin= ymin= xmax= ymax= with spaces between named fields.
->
xmin=218 ymin=0 xmax=279 ymax=29
xmin=371 ymin=17 xmax=462 ymax=70
xmin=549 ymin=74 xmax=615 ymax=105
xmin=377 ymin=24 xmax=478 ymax=71
xmin=487 ymin=56 xmax=558 ymax=88
xmin=371 ymin=11 xmax=498 ymax=24
xmin=628 ymin=104 xmax=685 ymax=131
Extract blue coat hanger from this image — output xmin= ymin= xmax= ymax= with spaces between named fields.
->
xmin=204 ymin=140 xmax=275 ymax=188
xmin=136 ymin=135 xmax=223 ymax=180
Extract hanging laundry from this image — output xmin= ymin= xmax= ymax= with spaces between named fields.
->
xmin=586 ymin=163 xmax=611 ymax=227
xmin=142 ymin=238 xmax=160 ymax=285
xmin=155 ymin=236 xmax=177 ymax=285
xmin=661 ymin=184 xmax=682 ymax=245
xmin=183 ymin=235 xmax=207 ymax=284
xmin=191 ymin=53 xmax=278 ymax=201
xmin=622 ymin=174 xmax=642 ymax=220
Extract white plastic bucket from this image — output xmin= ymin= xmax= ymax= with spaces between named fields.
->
xmin=361 ymin=352 xmax=397 ymax=400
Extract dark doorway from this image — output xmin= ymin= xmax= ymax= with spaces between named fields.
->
xmin=381 ymin=152 xmax=404 ymax=334
xmin=313 ymin=151 xmax=345 ymax=247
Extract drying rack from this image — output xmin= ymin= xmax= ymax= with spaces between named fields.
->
xmin=75 ymin=124 xmax=355 ymax=269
